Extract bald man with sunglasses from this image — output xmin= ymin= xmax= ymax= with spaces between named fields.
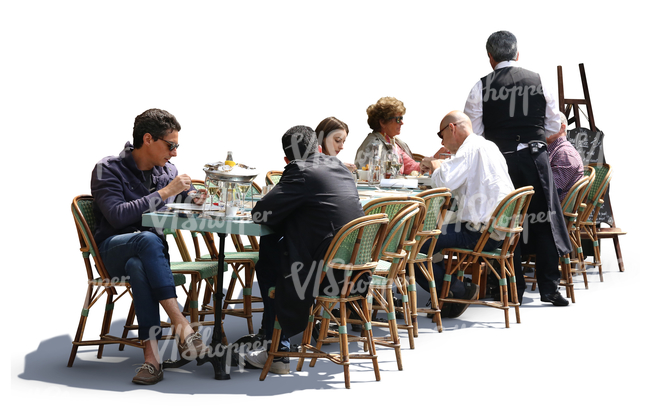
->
xmin=416 ymin=111 xmax=514 ymax=317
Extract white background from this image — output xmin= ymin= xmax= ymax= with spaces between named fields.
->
xmin=6 ymin=0 xmax=648 ymax=417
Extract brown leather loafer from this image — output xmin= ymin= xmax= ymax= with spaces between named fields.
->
xmin=178 ymin=332 xmax=210 ymax=360
xmin=132 ymin=362 xmax=163 ymax=385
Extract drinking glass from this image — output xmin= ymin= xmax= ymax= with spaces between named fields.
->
xmin=391 ymin=153 xmax=403 ymax=177
xmin=237 ymin=182 xmax=252 ymax=208
xmin=204 ymin=176 xmax=219 ymax=212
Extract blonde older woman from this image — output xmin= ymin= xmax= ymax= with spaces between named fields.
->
xmin=354 ymin=97 xmax=421 ymax=175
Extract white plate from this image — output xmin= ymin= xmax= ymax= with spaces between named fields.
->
xmin=165 ymin=203 xmax=205 ymax=211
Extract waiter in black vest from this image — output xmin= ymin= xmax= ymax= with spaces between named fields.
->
xmin=464 ymin=30 xmax=571 ymax=306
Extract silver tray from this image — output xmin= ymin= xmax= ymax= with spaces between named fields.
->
xmin=203 ymin=162 xmax=258 ymax=183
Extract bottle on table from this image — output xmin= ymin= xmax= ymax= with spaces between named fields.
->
xmin=368 ymin=140 xmax=382 ymax=186
xmin=224 ymin=151 xmax=236 ymax=167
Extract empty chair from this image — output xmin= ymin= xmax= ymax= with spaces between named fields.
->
xmin=406 ymin=188 xmax=451 ymax=334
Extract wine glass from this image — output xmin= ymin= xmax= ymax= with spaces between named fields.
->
xmin=204 ymin=177 xmax=219 ymax=212
xmin=391 ymin=153 xmax=403 ymax=177
xmin=237 ymin=182 xmax=252 ymax=209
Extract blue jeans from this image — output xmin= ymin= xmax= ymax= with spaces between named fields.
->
xmin=99 ymin=231 xmax=177 ymax=341
xmin=415 ymin=223 xmax=501 ymax=298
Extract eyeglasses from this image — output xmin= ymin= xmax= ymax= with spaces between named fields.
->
xmin=158 ymin=138 xmax=180 ymax=151
xmin=437 ymin=123 xmax=456 ymax=140
xmin=388 ymin=116 xmax=404 ymax=124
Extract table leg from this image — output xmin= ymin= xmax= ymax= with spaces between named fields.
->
xmin=198 ymin=232 xmax=231 ymax=380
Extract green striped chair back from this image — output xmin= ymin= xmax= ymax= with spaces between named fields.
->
xmin=417 ymin=188 xmax=451 ymax=233
xmin=488 ymin=187 xmax=535 ymax=236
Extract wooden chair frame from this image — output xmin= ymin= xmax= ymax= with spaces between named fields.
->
xmin=260 ymin=214 xmax=390 ymax=388
xmin=579 ymin=164 xmax=616 ymax=282
xmin=69 ymin=195 xmax=184 ymax=367
xmin=407 ymin=188 xmax=452 ymax=334
xmin=362 ymin=198 xmax=423 ymax=368
xmin=439 ymin=187 xmax=534 ymax=328
xmin=523 ymin=168 xmax=594 ymax=302
xmin=265 ymin=171 xmax=283 ymax=186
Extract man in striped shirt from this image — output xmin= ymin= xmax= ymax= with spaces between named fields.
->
xmin=546 ymin=113 xmax=584 ymax=201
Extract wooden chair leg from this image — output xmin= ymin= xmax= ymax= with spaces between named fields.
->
xmin=471 ymin=262 xmax=486 ymax=299
xmin=199 ymin=280 xmax=213 ymax=322
xmin=259 ymin=319 xmax=282 ymax=381
xmin=243 ymin=264 xmax=255 ymax=334
xmin=222 ymin=271 xmax=238 ymax=320
xmin=119 ymin=301 xmax=136 ymax=351
xmin=297 ymin=304 xmax=319 ymax=372
xmin=562 ymin=256 xmax=575 ymax=304
xmin=360 ymin=298 xmax=381 ymax=382
xmin=97 ymin=290 xmax=116 ymax=359
xmin=188 ymin=274 xmax=200 ymax=330
xmin=396 ymin=274 xmax=415 ymax=349
xmin=498 ymin=262 xmax=510 ymax=329
xmin=613 ymin=235 xmax=625 ymax=272
xmin=429 ymin=287 xmax=443 ymax=333
xmin=385 ymin=288 xmax=403 ymax=370
xmin=68 ymin=284 xmax=94 ymax=367
xmin=407 ymin=264 xmax=419 ymax=337
xmin=594 ymin=239 xmax=604 ymax=282
xmin=310 ymin=304 xmax=332 ymax=368
xmin=339 ymin=300 xmax=351 ymax=389
xmin=507 ymin=258 xmax=521 ymax=324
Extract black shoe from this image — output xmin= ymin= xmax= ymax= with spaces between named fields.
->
xmin=312 ymin=319 xmax=328 ymax=344
xmin=393 ymin=297 xmax=404 ymax=320
xmin=541 ymin=291 xmax=569 ymax=306
xmin=440 ymin=291 xmax=454 ymax=318
xmin=426 ymin=298 xmax=434 ymax=319
xmin=448 ymin=283 xmax=479 ymax=318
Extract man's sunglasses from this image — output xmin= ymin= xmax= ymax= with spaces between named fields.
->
xmin=158 ymin=138 xmax=180 ymax=151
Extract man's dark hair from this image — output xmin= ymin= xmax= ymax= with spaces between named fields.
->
xmin=486 ymin=30 xmax=518 ymax=63
xmin=132 ymin=109 xmax=181 ymax=149
xmin=282 ymin=125 xmax=318 ymax=161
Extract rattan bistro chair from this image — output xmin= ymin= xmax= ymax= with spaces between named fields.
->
xmin=363 ymin=198 xmax=422 ymax=365
xmin=68 ymin=195 xmax=187 ymax=367
xmin=439 ymin=187 xmax=534 ymax=328
xmin=565 ymin=167 xmax=596 ymax=292
xmin=411 ymin=153 xmax=426 ymax=164
xmin=558 ymin=172 xmax=593 ymax=302
xmin=188 ymin=230 xmax=262 ymax=334
xmin=407 ymin=188 xmax=451 ymax=334
xmin=265 ymin=171 xmax=283 ymax=186
xmin=579 ymin=164 xmax=618 ymax=282
xmin=522 ymin=170 xmax=594 ymax=301
xmin=260 ymin=214 xmax=390 ymax=389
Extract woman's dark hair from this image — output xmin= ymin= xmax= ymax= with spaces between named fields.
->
xmin=132 ymin=109 xmax=181 ymax=149
xmin=315 ymin=116 xmax=349 ymax=156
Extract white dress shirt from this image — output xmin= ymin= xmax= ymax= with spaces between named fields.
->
xmin=431 ymin=133 xmax=515 ymax=239
xmin=464 ymin=61 xmax=562 ymax=138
